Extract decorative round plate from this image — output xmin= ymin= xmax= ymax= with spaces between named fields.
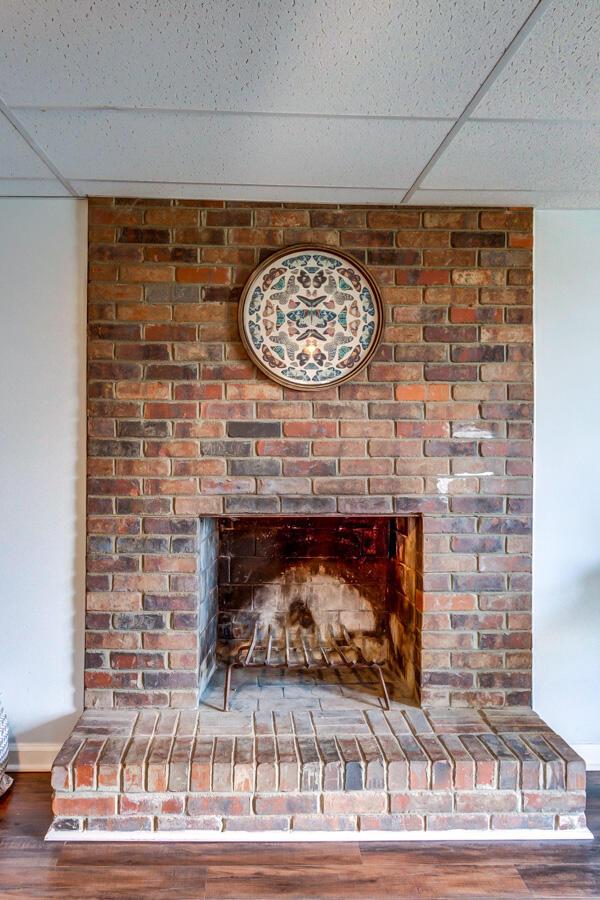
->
xmin=238 ymin=245 xmax=383 ymax=390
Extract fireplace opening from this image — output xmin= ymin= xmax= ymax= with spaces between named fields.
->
xmin=197 ymin=516 xmax=423 ymax=709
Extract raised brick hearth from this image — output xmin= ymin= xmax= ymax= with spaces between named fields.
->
xmin=47 ymin=198 xmax=590 ymax=840
xmin=48 ymin=705 xmax=587 ymax=839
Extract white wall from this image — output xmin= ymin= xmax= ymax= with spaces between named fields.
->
xmin=0 ymin=198 xmax=87 ymax=768
xmin=534 ymin=211 xmax=600 ymax=763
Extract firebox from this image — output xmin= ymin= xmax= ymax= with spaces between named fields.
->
xmin=195 ymin=516 xmax=423 ymax=710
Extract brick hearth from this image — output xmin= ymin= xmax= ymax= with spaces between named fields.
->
xmin=48 ymin=703 xmax=587 ymax=838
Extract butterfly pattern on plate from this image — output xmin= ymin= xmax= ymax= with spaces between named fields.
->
xmin=239 ymin=248 xmax=381 ymax=388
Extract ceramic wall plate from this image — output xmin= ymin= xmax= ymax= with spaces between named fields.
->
xmin=238 ymin=245 xmax=383 ymax=390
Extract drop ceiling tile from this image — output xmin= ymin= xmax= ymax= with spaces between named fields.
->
xmin=71 ymin=181 xmax=411 ymax=205
xmin=16 ymin=109 xmax=448 ymax=189
xmin=0 ymin=177 xmax=70 ymax=196
xmin=409 ymin=188 xmax=600 ymax=209
xmin=1 ymin=1 xmax=536 ymax=116
xmin=475 ymin=0 xmax=600 ymax=121
xmin=0 ymin=113 xmax=53 ymax=177
xmin=421 ymin=120 xmax=600 ymax=192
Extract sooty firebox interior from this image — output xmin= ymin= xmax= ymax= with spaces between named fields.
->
xmin=198 ymin=516 xmax=423 ymax=709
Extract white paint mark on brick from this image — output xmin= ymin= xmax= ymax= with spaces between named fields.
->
xmin=453 ymin=426 xmax=495 ymax=439
xmin=436 ymin=473 xmax=495 ymax=493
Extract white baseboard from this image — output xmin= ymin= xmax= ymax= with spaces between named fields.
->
xmin=573 ymin=744 xmax=600 ymax=771
xmin=46 ymin=827 xmax=594 ymax=843
xmin=7 ymin=742 xmax=60 ymax=772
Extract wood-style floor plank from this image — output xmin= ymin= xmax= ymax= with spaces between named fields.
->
xmin=204 ymin=864 xmax=530 ymax=899
xmin=0 ymin=772 xmax=599 ymax=899
xmin=517 ymin=864 xmax=600 ymax=899
xmin=359 ymin=840 xmax=600 ymax=866
xmin=0 ymin=865 xmax=207 ymax=900
xmin=57 ymin=841 xmax=362 ymax=868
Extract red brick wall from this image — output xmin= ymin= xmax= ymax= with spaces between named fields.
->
xmin=86 ymin=198 xmax=533 ymax=710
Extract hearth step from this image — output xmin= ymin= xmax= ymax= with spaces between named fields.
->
xmin=47 ymin=707 xmax=591 ymax=841
xmin=223 ymin=624 xmax=391 ymax=712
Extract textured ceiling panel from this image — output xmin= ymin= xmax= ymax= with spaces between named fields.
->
xmin=409 ymin=188 xmax=600 ymax=209
xmin=0 ymin=0 xmax=536 ymax=116
xmin=422 ymin=120 xmax=600 ymax=191
xmin=475 ymin=0 xmax=600 ymax=121
xmin=16 ymin=108 xmax=448 ymax=187
xmin=0 ymin=114 xmax=53 ymax=177
xmin=70 ymin=181 xmax=413 ymax=204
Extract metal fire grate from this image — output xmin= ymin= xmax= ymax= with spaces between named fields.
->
xmin=223 ymin=623 xmax=391 ymax=711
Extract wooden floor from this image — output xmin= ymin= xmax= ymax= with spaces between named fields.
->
xmin=0 ymin=773 xmax=599 ymax=899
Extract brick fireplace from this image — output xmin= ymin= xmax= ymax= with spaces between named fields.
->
xmin=47 ymin=199 xmax=589 ymax=840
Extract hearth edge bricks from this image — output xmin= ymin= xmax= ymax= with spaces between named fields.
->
xmin=49 ymin=707 xmax=587 ymax=836
xmin=86 ymin=199 xmax=534 ymax=713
